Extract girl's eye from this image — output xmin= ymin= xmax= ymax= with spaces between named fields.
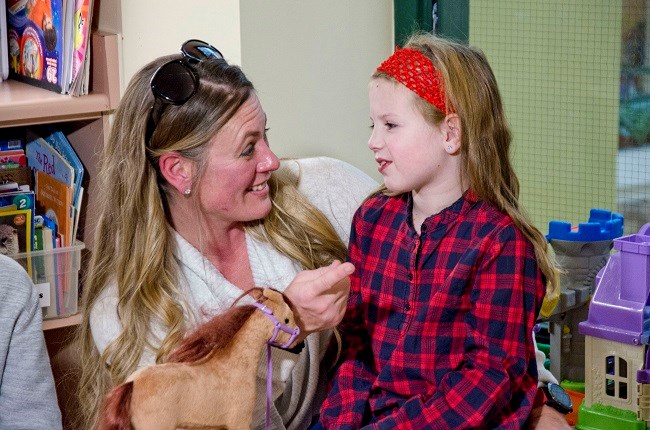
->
xmin=386 ymin=122 xmax=396 ymax=130
xmin=369 ymin=123 xmax=375 ymax=129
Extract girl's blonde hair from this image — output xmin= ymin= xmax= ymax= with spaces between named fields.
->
xmin=77 ymin=55 xmax=345 ymax=428
xmin=373 ymin=33 xmax=558 ymax=302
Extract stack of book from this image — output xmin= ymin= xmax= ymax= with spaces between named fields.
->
xmin=0 ymin=128 xmax=84 ymax=317
xmin=0 ymin=128 xmax=84 ymax=253
xmin=3 ymin=0 xmax=94 ymax=95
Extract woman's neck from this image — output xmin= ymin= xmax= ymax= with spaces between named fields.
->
xmin=173 ymin=208 xmax=256 ymax=290
xmin=204 ymin=228 xmax=256 ymax=291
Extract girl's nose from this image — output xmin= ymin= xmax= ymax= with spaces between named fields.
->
xmin=368 ymin=129 xmax=381 ymax=151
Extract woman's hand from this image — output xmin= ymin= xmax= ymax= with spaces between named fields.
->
xmin=525 ymin=405 xmax=572 ymax=429
xmin=284 ymin=260 xmax=354 ymax=339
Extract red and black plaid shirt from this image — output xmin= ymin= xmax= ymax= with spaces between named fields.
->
xmin=320 ymin=190 xmax=545 ymax=429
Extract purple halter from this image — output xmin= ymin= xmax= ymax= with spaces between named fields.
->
xmin=253 ymin=301 xmax=300 ymax=430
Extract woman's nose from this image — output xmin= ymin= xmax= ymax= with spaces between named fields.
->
xmin=257 ymin=146 xmax=280 ymax=172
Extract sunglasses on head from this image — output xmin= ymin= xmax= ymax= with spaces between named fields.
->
xmin=145 ymin=39 xmax=224 ymax=146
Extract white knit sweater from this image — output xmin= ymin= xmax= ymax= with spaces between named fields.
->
xmin=90 ymin=157 xmax=378 ymax=429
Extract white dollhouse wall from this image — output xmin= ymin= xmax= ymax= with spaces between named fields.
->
xmin=584 ymin=336 xmax=646 ymax=418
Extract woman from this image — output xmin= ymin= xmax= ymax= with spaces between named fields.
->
xmin=77 ymin=40 xmax=377 ymax=429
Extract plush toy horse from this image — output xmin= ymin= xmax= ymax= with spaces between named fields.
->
xmin=99 ymin=288 xmax=300 ymax=430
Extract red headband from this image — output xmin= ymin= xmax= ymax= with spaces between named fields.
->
xmin=376 ymin=47 xmax=453 ymax=114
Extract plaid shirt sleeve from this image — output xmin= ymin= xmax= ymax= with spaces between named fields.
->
xmin=319 ymin=209 xmax=378 ymax=428
xmin=320 ymin=195 xmax=544 ymax=429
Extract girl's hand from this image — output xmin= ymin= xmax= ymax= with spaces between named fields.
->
xmin=284 ymin=260 xmax=354 ymax=339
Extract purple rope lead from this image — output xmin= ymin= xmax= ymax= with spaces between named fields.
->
xmin=253 ymin=302 xmax=300 ymax=430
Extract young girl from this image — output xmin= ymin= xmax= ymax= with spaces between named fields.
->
xmin=320 ymin=34 xmax=558 ymax=428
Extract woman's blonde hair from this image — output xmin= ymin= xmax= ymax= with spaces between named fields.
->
xmin=77 ymin=55 xmax=345 ymax=428
xmin=372 ymin=33 xmax=558 ymax=302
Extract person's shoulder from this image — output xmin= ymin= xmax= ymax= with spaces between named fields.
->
xmin=282 ymin=156 xmax=378 ymax=211
xmin=355 ymin=191 xmax=401 ymax=222
xmin=282 ymin=157 xmax=376 ymax=185
xmin=0 ymin=254 xmax=36 ymax=307
xmin=471 ymin=199 xmax=528 ymax=243
xmin=0 ymin=253 xmax=28 ymax=277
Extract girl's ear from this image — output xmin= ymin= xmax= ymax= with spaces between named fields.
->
xmin=159 ymin=152 xmax=193 ymax=194
xmin=442 ymin=114 xmax=462 ymax=154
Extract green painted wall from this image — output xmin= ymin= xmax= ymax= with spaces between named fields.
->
xmin=470 ymin=1 xmax=622 ymax=229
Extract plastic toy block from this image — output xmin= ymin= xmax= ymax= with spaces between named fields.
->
xmin=577 ymin=403 xmax=645 ymax=430
xmin=580 ymin=223 xmax=650 ymax=345
xmin=547 ymin=208 xmax=624 ymax=242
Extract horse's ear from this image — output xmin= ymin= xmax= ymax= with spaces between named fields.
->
xmin=262 ymin=288 xmax=284 ymax=304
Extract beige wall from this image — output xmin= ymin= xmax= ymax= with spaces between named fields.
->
xmin=117 ymin=0 xmax=242 ymax=92
xmin=110 ymin=1 xmax=393 ymax=180
xmin=240 ymin=1 xmax=393 ymax=180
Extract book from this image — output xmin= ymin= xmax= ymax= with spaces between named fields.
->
xmin=33 ymin=215 xmax=44 ymax=250
xmin=6 ymin=0 xmax=65 ymax=93
xmin=0 ymin=165 xmax=33 ymax=189
xmin=39 ymin=129 xmax=83 ymax=206
xmin=5 ymin=0 xmax=92 ymax=94
xmin=26 ymin=134 xmax=74 ymax=188
xmin=35 ymin=169 xmax=72 ymax=246
xmin=0 ymin=189 xmax=35 ymax=250
xmin=68 ymin=0 xmax=91 ymax=95
xmin=1 ymin=0 xmax=8 ymax=81
xmin=0 ymin=207 xmax=32 ymax=255
xmin=40 ymin=223 xmax=59 ymax=318
xmin=70 ymin=184 xmax=82 ymax=242
xmin=0 ymin=130 xmax=25 ymax=151
xmin=0 ymin=148 xmax=27 ymax=166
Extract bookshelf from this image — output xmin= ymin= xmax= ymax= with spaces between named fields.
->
xmin=0 ymin=32 xmax=119 ymax=126
xmin=43 ymin=312 xmax=82 ymax=330
xmin=0 ymin=31 xmax=120 ymax=430
xmin=0 ymin=29 xmax=119 ymax=302
xmin=0 ymin=32 xmax=119 ymax=256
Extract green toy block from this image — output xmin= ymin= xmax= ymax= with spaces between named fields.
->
xmin=576 ymin=402 xmax=645 ymax=430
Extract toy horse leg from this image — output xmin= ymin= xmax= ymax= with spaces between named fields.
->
xmin=130 ymin=413 xmax=177 ymax=430
xmin=221 ymin=403 xmax=254 ymax=430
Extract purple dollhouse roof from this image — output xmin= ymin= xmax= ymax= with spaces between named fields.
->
xmin=579 ymin=223 xmax=650 ymax=345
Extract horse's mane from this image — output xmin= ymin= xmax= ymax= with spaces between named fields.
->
xmin=167 ymin=288 xmax=266 ymax=363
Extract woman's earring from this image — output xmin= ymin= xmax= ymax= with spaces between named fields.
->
xmin=183 ymin=188 xmax=191 ymax=196
xmin=447 ymin=145 xmax=453 ymax=151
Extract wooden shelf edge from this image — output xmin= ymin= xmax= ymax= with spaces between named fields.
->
xmin=0 ymin=32 xmax=119 ymax=128
xmin=43 ymin=313 xmax=82 ymax=331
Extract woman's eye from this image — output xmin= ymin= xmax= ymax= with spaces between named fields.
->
xmin=386 ymin=122 xmax=396 ymax=130
xmin=369 ymin=123 xmax=375 ymax=129
xmin=241 ymin=144 xmax=255 ymax=157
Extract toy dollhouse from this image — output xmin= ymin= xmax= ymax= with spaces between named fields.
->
xmin=546 ymin=209 xmax=624 ymax=383
xmin=577 ymin=222 xmax=650 ymax=430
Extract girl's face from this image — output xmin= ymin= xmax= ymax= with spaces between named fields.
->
xmin=197 ymin=94 xmax=280 ymax=229
xmin=368 ymin=78 xmax=452 ymax=197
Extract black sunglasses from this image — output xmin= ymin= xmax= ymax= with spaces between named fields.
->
xmin=145 ymin=39 xmax=224 ymax=146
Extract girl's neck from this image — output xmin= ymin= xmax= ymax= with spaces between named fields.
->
xmin=411 ymin=182 xmax=467 ymax=233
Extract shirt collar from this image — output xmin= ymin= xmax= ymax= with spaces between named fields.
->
xmin=406 ymin=188 xmax=479 ymax=233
